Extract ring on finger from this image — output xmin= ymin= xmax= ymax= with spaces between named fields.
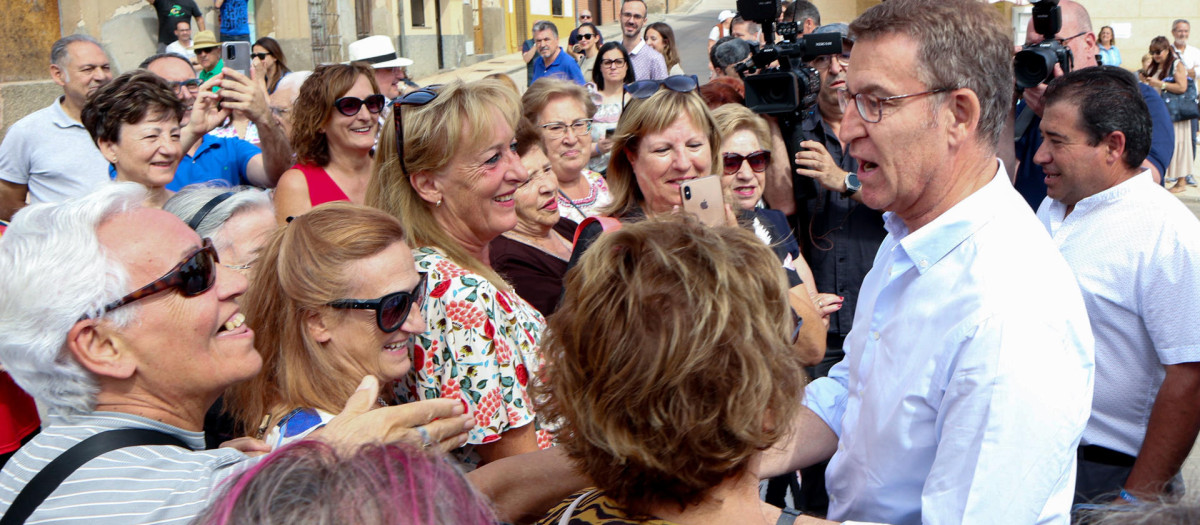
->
xmin=415 ymin=425 xmax=434 ymax=449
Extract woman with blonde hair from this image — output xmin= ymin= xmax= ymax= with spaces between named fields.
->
xmin=273 ymin=63 xmax=384 ymax=223
xmin=226 ymin=202 xmax=469 ymax=452
xmin=522 ymin=77 xmax=612 ymax=222
xmin=537 ymin=217 xmax=833 ymax=525
xmin=368 ymin=79 xmax=549 ymax=467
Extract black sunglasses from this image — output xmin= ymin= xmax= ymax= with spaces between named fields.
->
xmin=579 ymin=33 xmax=596 ymax=39
xmin=85 ymin=238 xmax=219 ymax=319
xmin=334 ymin=94 xmax=387 ymax=117
xmin=391 ymin=86 xmax=443 ymax=177
xmin=722 ymin=150 xmax=771 ymax=175
xmin=328 ymin=273 xmax=427 ymax=333
xmin=251 ymin=52 xmax=270 ymax=60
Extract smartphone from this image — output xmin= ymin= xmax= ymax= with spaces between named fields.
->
xmin=222 ymin=42 xmax=252 ymax=77
xmin=679 ymin=175 xmax=725 ymax=227
xmin=605 ymin=128 xmax=615 ymax=138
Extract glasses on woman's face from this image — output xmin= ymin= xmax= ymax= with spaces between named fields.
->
xmin=602 ymin=57 xmax=627 ymax=69
xmin=722 ymin=150 xmax=771 ymax=175
xmin=541 ymin=118 xmax=593 ymax=140
xmin=327 ymin=273 xmax=427 ymax=333
xmin=392 ymin=86 xmax=443 ymax=177
xmin=579 ymin=33 xmax=596 ymax=40
xmin=251 ymin=52 xmax=270 ymax=60
xmin=84 ymin=238 xmax=219 ymax=319
xmin=334 ymin=94 xmax=386 ymax=117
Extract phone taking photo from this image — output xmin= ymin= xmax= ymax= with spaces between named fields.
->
xmin=222 ymin=42 xmax=252 ymax=77
xmin=679 ymin=175 xmax=726 ymax=227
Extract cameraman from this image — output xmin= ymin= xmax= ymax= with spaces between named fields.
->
xmin=1013 ymin=0 xmax=1173 ymax=210
xmin=788 ymin=24 xmax=887 ymax=515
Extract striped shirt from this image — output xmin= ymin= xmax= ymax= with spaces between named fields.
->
xmin=0 ymin=412 xmax=256 ymax=524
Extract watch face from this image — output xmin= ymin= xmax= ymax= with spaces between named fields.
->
xmin=847 ymin=172 xmax=861 ymax=191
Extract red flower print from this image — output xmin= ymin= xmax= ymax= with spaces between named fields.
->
xmin=429 ymin=280 xmax=451 ymax=299
xmin=435 ymin=260 xmax=470 ymax=279
xmin=496 ymin=291 xmax=513 ymax=314
xmin=515 ymin=364 xmax=529 ymax=386
xmin=483 ymin=319 xmax=495 ymax=340
xmin=445 ymin=300 xmax=487 ymax=330
xmin=474 ymin=388 xmax=502 ymax=428
xmin=413 ymin=345 xmax=425 ymax=371
xmin=481 ymin=434 xmax=501 ymax=444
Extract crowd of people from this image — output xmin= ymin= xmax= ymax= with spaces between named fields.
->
xmin=2 ymin=0 xmax=1200 ymax=524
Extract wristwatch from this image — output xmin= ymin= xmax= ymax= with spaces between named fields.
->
xmin=842 ymin=172 xmax=861 ymax=198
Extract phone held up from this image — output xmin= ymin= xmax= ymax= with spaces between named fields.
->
xmin=679 ymin=175 xmax=726 ymax=227
xmin=222 ymin=42 xmax=252 ymax=77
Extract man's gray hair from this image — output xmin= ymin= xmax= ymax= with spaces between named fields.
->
xmin=163 ymin=184 xmax=273 ymax=250
xmin=713 ymin=37 xmax=753 ymax=70
xmin=850 ymin=0 xmax=1012 ymax=152
xmin=50 ymin=34 xmax=102 ymax=69
xmin=533 ymin=20 xmax=559 ymax=37
xmin=274 ymin=70 xmax=313 ymax=103
xmin=787 ymin=0 xmax=820 ymax=26
xmin=0 ymin=182 xmax=148 ymax=417
xmin=1174 ymin=19 xmax=1190 ymax=30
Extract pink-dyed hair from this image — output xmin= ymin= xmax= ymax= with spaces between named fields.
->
xmin=194 ymin=441 xmax=496 ymax=524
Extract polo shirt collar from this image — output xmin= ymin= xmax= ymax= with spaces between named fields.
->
xmin=50 ymin=96 xmax=83 ymax=129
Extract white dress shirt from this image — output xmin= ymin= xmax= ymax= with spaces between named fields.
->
xmin=1038 ymin=171 xmax=1200 ymax=457
xmin=805 ymin=166 xmax=1095 ymax=525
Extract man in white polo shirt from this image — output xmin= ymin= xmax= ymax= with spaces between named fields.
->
xmin=1034 ymin=65 xmax=1200 ymax=504
xmin=0 ymin=35 xmax=112 ymax=220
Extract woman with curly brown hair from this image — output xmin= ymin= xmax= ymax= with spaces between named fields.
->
xmin=537 ymin=216 xmax=832 ymax=525
xmin=273 ymin=63 xmax=383 ymax=223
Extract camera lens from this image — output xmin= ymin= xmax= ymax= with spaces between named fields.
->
xmin=1014 ymin=45 xmax=1058 ymax=89
xmin=683 ymin=187 xmax=692 ymax=199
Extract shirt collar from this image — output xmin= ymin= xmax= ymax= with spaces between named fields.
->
xmin=630 ymin=39 xmax=647 ymax=54
xmin=887 ymin=161 xmax=1010 ymax=275
xmin=1045 ymin=169 xmax=1149 ymax=222
xmin=50 ymin=96 xmax=83 ymax=129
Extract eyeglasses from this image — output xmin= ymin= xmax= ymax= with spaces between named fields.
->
xmin=541 ymin=118 xmax=592 ymax=140
xmin=601 ymin=58 xmax=627 ymax=68
xmin=579 ymin=33 xmax=596 ymax=40
xmin=1054 ymin=31 xmax=1087 ymax=46
xmin=837 ymin=87 xmax=951 ymax=124
xmin=391 ymin=85 xmax=443 ymax=177
xmin=328 ymin=273 xmax=427 ymax=333
xmin=168 ymin=78 xmax=202 ymax=94
xmin=251 ymin=52 xmax=270 ymax=60
xmin=334 ymin=94 xmax=387 ymax=117
xmin=811 ymin=52 xmax=851 ymax=69
xmin=579 ymin=15 xmax=592 ymax=19
xmin=722 ymin=150 xmax=771 ymax=175
xmin=621 ymin=11 xmax=644 ymax=20
xmin=85 ymin=238 xmax=219 ymax=319
xmin=624 ymin=75 xmax=699 ymax=99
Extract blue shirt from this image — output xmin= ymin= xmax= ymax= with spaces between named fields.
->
xmin=531 ymin=48 xmax=586 ymax=85
xmin=219 ymin=0 xmax=249 ymax=36
xmin=109 ymin=135 xmax=260 ymax=190
xmin=1014 ymin=83 xmax=1173 ymax=209
xmin=1098 ymin=45 xmax=1121 ymax=67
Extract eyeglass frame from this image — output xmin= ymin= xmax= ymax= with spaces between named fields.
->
xmin=391 ymin=85 xmax=443 ymax=178
xmin=810 ymin=52 xmax=851 ymax=69
xmin=333 ymin=94 xmax=387 ymax=117
xmin=168 ymin=78 xmax=202 ymax=94
xmin=327 ymin=273 xmax=427 ymax=333
xmin=82 ymin=238 xmax=219 ymax=320
xmin=837 ymin=87 xmax=952 ymax=124
xmin=540 ymin=118 xmax=593 ymax=140
xmin=601 ymin=57 xmax=627 ymax=69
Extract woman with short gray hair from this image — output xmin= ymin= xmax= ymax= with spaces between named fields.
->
xmin=164 ymin=184 xmax=275 ymax=274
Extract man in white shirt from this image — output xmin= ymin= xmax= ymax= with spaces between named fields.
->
xmin=1171 ymin=19 xmax=1200 ymax=79
xmin=762 ymin=1 xmax=1095 ymax=523
xmin=164 ymin=20 xmax=198 ymax=66
xmin=0 ymin=35 xmax=112 ymax=220
xmin=1033 ymin=65 xmax=1200 ymax=504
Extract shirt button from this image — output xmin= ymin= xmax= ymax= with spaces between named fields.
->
xmin=871 ymin=331 xmax=880 ymax=341
xmin=919 ymin=259 xmax=929 ymax=269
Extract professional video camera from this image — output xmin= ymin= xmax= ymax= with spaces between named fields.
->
xmin=1014 ymin=0 xmax=1073 ymax=89
xmin=735 ymin=0 xmax=841 ymax=116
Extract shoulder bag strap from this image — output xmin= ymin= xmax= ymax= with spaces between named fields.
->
xmin=0 ymin=428 xmax=189 ymax=525
xmin=556 ymin=489 xmax=597 ymax=525
xmin=776 ymin=507 xmax=802 ymax=525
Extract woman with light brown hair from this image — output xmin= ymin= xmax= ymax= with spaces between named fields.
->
xmin=522 ymin=77 xmax=612 ymax=222
xmin=368 ymin=78 xmax=548 ymax=467
xmin=1140 ymin=36 xmax=1192 ymax=192
xmin=537 ymin=216 xmax=833 ymax=525
xmin=226 ymin=202 xmax=467 ymax=452
xmin=273 ymin=63 xmax=384 ymax=223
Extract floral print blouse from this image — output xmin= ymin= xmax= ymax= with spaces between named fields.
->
xmin=396 ymin=247 xmax=552 ymax=466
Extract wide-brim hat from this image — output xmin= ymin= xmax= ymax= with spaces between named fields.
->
xmin=347 ymin=36 xmax=414 ymax=69
xmin=191 ymin=30 xmax=220 ymax=50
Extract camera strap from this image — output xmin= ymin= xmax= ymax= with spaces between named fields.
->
xmin=1014 ymin=105 xmax=1037 ymax=142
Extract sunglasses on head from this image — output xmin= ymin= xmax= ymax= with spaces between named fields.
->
xmin=391 ymin=86 xmax=443 ymax=177
xmin=85 ymin=238 xmax=219 ymax=320
xmin=251 ymin=52 xmax=270 ymax=60
xmin=623 ymin=75 xmax=700 ymax=99
xmin=722 ymin=150 xmax=771 ymax=175
xmin=334 ymin=94 xmax=387 ymax=117
xmin=328 ymin=273 xmax=427 ymax=333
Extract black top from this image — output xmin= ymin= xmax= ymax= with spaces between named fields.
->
xmin=798 ymin=109 xmax=886 ymax=340
xmin=489 ymin=218 xmax=578 ymax=317
xmin=153 ymin=0 xmax=202 ymax=45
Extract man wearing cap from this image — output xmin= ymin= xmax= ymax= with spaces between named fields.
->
xmin=146 ymin=0 xmax=205 ymax=53
xmin=348 ymin=36 xmax=417 ymax=102
xmin=530 ymin=21 xmax=586 ymax=85
xmin=193 ymin=31 xmax=224 ymax=86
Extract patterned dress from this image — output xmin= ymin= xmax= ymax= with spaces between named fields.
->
xmin=396 ymin=247 xmax=552 ymax=467
xmin=557 ymin=169 xmax=613 ymax=223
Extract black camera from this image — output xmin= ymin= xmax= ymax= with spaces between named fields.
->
xmin=735 ymin=0 xmax=840 ymax=116
xmin=1014 ymin=0 xmax=1074 ymax=89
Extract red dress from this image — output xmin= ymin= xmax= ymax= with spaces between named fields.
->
xmin=292 ymin=163 xmax=350 ymax=205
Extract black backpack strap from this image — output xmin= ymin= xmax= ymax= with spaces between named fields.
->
xmin=776 ymin=506 xmax=802 ymax=525
xmin=0 ymin=428 xmax=189 ymax=525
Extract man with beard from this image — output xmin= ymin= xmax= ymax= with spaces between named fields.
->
xmin=0 ymin=35 xmax=113 ymax=220
xmin=619 ymin=0 xmax=667 ymax=81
